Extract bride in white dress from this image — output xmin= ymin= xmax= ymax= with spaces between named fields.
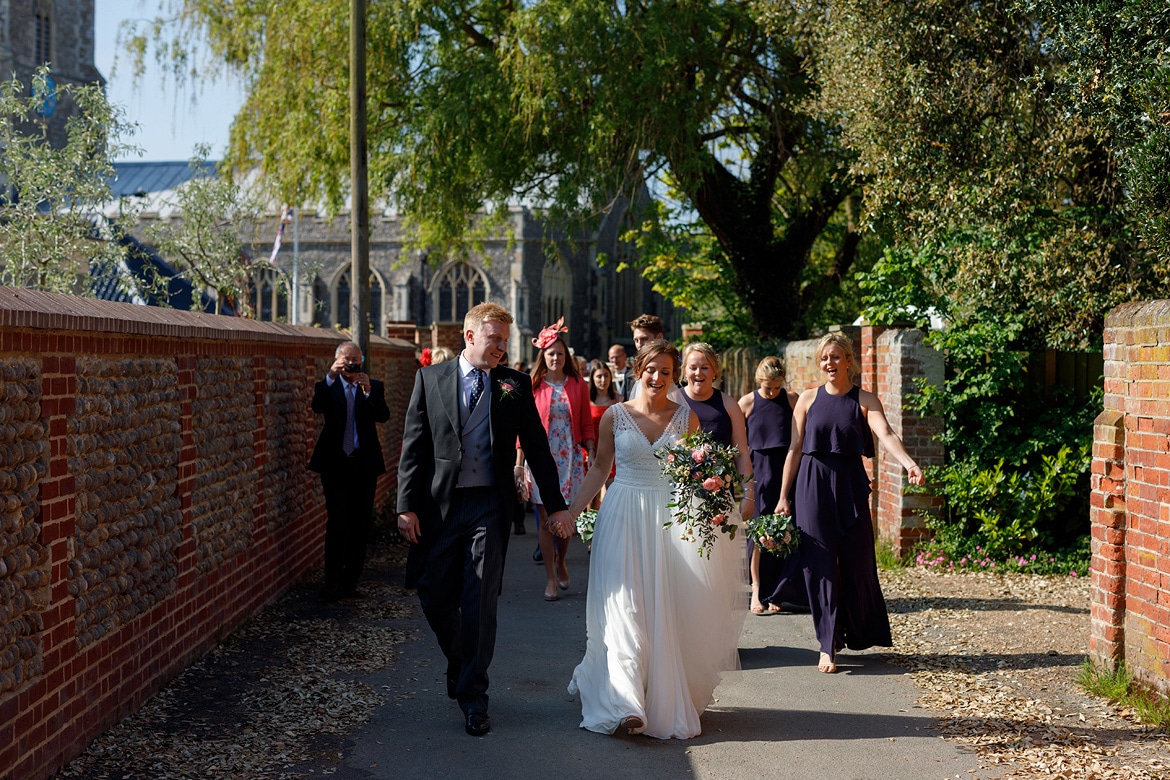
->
xmin=567 ymin=341 xmax=748 ymax=739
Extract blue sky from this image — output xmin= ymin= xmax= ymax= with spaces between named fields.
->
xmin=94 ymin=1 xmax=246 ymax=161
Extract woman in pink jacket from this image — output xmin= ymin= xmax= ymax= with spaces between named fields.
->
xmin=517 ymin=318 xmax=595 ymax=601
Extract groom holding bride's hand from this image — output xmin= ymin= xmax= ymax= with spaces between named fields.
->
xmin=398 ymin=303 xmax=573 ymax=736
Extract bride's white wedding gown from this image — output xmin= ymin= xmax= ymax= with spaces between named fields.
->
xmin=568 ymin=402 xmax=748 ymax=739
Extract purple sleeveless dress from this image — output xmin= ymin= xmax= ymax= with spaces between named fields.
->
xmin=683 ymin=390 xmax=733 ymax=446
xmin=794 ymin=385 xmax=891 ymax=655
xmin=747 ymin=390 xmax=806 ymax=607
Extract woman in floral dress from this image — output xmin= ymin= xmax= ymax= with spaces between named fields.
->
xmin=517 ymin=319 xmax=594 ymax=601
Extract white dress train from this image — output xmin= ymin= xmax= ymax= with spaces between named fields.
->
xmin=568 ymin=403 xmax=748 ymax=739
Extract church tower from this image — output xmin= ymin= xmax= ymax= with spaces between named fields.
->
xmin=0 ymin=0 xmax=104 ymax=147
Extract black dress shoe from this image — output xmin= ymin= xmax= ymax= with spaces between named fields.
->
xmin=532 ymin=546 xmax=543 ymax=563
xmin=446 ymin=676 xmax=457 ymax=700
xmin=514 ymin=521 xmax=526 ymax=535
xmin=465 ymin=711 xmax=491 ymax=736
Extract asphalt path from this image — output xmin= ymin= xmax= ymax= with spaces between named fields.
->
xmin=335 ymin=522 xmax=990 ymax=780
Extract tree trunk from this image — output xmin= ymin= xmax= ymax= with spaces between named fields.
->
xmin=687 ymin=155 xmax=853 ymax=340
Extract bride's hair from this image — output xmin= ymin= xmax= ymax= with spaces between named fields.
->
xmin=633 ymin=339 xmax=681 ymax=380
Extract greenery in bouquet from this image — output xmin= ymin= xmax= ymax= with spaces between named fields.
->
xmin=575 ymin=509 xmax=597 ymax=545
xmin=746 ymin=513 xmax=800 ymax=559
xmin=655 ymin=431 xmax=743 ymax=557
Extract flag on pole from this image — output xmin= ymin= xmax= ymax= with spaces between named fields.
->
xmin=268 ymin=205 xmax=294 ymax=264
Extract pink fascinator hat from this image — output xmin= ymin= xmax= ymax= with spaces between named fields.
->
xmin=532 ymin=317 xmax=569 ymax=349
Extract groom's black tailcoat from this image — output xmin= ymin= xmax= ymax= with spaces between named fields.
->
xmin=397 ymin=360 xmax=566 ymax=713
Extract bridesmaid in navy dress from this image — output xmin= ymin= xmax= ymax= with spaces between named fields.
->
xmin=680 ymin=343 xmax=755 ymax=520
xmin=776 ymin=333 xmax=924 ymax=673
xmin=737 ymin=357 xmax=803 ymax=614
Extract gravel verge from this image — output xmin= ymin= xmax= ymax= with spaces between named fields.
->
xmin=879 ymin=567 xmax=1170 ymax=779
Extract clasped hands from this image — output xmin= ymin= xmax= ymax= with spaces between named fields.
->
xmin=547 ymin=510 xmax=574 ymax=539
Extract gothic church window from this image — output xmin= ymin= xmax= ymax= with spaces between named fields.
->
xmin=247 ymin=267 xmax=289 ymax=322
xmin=35 ymin=2 xmax=53 ymax=65
xmin=432 ymin=261 xmax=488 ymax=323
xmin=542 ymin=258 xmax=571 ymax=327
xmin=330 ymin=268 xmax=386 ymax=333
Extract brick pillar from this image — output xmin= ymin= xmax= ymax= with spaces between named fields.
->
xmin=1089 ymin=409 xmax=1127 ymax=668
xmin=431 ymin=322 xmax=464 ymax=353
xmin=873 ymin=329 xmax=944 ymax=555
xmin=384 ymin=320 xmax=419 ymax=344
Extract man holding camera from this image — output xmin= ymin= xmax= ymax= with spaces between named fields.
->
xmin=309 ymin=341 xmax=391 ymax=600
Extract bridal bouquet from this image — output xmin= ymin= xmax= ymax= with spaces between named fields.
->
xmin=575 ymin=509 xmax=597 ymax=544
xmin=745 ymin=513 xmax=800 ymax=559
xmin=655 ymin=431 xmax=743 ymax=557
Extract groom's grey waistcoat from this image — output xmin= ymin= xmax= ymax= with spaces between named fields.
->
xmin=456 ymin=382 xmax=495 ymax=488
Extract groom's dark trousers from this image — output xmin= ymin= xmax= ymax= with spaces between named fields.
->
xmin=398 ymin=361 xmax=566 ymax=716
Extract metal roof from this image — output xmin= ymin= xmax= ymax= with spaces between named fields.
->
xmin=109 ymin=161 xmax=219 ymax=197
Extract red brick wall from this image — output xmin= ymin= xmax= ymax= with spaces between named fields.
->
xmin=1090 ymin=300 xmax=1170 ymax=698
xmin=869 ymin=328 xmax=945 ymax=553
xmin=0 ymin=289 xmax=417 ymax=780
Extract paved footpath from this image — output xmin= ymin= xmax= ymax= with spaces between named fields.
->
xmin=337 ymin=532 xmax=991 ymax=780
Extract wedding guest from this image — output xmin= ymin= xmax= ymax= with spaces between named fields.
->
xmin=586 ymin=359 xmax=619 ymax=508
xmin=607 ymin=344 xmax=629 ymax=400
xmin=738 ymin=356 xmax=802 ymax=614
xmin=310 ymin=342 xmax=391 ymax=600
xmin=516 ymin=318 xmax=594 ymax=601
xmin=776 ymin=333 xmax=924 ymax=673
xmin=680 ymin=342 xmax=754 ymax=521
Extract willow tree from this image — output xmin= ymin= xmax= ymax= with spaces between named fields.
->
xmin=122 ymin=1 xmax=861 ymax=340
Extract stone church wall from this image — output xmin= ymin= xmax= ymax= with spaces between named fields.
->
xmin=0 ymin=288 xmax=416 ymax=780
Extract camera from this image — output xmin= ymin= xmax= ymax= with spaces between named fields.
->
xmin=344 ymin=362 xmax=363 ymax=374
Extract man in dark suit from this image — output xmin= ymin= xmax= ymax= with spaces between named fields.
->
xmin=621 ymin=313 xmax=666 ymax=399
xmin=397 ymin=303 xmax=572 ymax=737
xmin=309 ymin=341 xmax=392 ymax=600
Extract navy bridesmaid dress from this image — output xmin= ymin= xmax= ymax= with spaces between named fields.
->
xmin=683 ymin=391 xmax=733 ymax=445
xmin=746 ymin=389 xmax=806 ymax=607
xmin=794 ymin=385 xmax=892 ymax=655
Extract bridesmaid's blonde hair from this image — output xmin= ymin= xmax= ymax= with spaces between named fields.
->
xmin=681 ymin=342 xmax=722 ymax=381
xmin=816 ymin=332 xmax=855 ymax=364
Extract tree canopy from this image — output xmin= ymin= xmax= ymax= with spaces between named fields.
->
xmin=124 ymin=0 xmax=1169 ymax=345
xmin=124 ymin=0 xmax=864 ymax=340
xmin=815 ymin=0 xmax=1169 ymax=349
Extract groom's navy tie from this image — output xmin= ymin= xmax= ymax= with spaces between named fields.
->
xmin=468 ymin=368 xmax=485 ymax=413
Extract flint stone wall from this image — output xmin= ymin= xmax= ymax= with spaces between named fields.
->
xmin=0 ymin=288 xmax=417 ymax=780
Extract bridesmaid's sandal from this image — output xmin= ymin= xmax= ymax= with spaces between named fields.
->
xmin=543 ymin=585 xmax=559 ymax=602
xmin=765 ymin=603 xmax=783 ymax=614
xmin=618 ymin=715 xmax=645 ymax=735
xmin=818 ymin=652 xmax=837 ymax=674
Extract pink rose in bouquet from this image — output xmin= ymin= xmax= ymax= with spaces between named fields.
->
xmin=702 ymin=476 xmax=723 ymax=492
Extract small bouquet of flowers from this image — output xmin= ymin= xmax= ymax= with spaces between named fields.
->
xmin=745 ymin=513 xmax=800 ymax=559
xmin=654 ymin=431 xmax=743 ymax=557
xmin=575 ymin=509 xmax=597 ymax=544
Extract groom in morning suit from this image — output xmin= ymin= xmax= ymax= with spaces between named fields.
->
xmin=397 ymin=303 xmax=573 ymax=736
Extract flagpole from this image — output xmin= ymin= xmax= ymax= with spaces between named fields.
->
xmin=291 ymin=206 xmax=300 ymax=325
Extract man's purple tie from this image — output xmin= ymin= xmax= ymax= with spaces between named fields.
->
xmin=343 ymin=382 xmax=356 ymax=455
